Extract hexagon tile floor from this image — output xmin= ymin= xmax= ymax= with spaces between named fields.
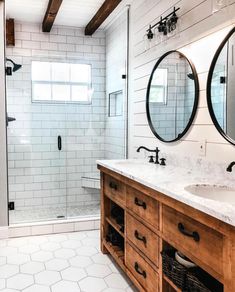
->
xmin=0 ymin=230 xmax=137 ymax=292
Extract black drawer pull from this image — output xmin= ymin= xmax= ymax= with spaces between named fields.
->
xmin=109 ymin=182 xmax=117 ymax=190
xmin=134 ymin=262 xmax=146 ymax=278
xmin=135 ymin=197 xmax=146 ymax=209
xmin=178 ymin=222 xmax=200 ymax=242
xmin=135 ymin=230 xmax=147 ymax=244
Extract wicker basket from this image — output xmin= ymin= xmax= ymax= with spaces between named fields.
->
xmin=186 ymin=269 xmax=223 ymax=292
xmin=161 ymin=250 xmax=188 ymax=290
xmin=186 ymin=271 xmax=211 ymax=292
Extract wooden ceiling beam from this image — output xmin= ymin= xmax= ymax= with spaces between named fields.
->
xmin=42 ymin=0 xmax=63 ymax=33
xmin=6 ymin=19 xmax=15 ymax=46
xmin=85 ymin=0 xmax=122 ymax=36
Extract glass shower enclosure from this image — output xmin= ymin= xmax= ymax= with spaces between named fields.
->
xmin=6 ymin=60 xmax=102 ymax=224
xmin=5 ymin=11 xmax=129 ymax=225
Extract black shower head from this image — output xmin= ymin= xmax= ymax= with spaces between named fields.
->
xmin=6 ymin=58 xmax=22 ymax=72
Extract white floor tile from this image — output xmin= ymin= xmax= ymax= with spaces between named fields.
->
xmin=69 ymin=255 xmax=92 ymax=268
xmin=79 ymin=277 xmax=107 ymax=292
xmin=86 ymin=263 xmax=112 ymax=278
xmin=23 ymin=284 xmax=51 ymax=292
xmin=0 ymin=231 xmax=135 ymax=292
xmin=35 ymin=270 xmax=61 ymax=285
xmin=52 ymin=280 xmax=81 ymax=292
xmin=20 ymin=262 xmax=44 ymax=275
xmin=0 ymin=247 xmax=17 ymax=257
xmin=61 ymin=267 xmax=87 ymax=281
xmin=105 ymin=274 xmax=130 ymax=289
xmin=61 ymin=239 xmax=82 ymax=249
xmin=0 ymin=265 xmax=19 ymax=279
xmin=7 ymin=274 xmax=34 ymax=290
xmin=40 ymin=241 xmax=61 ymax=252
xmin=92 ymin=253 xmax=113 ymax=265
xmin=31 ymin=250 xmax=53 ymax=262
xmin=54 ymin=248 xmax=76 ymax=259
xmin=1 ymin=289 xmax=19 ymax=292
xmin=19 ymin=244 xmax=40 ymax=254
xmin=7 ymin=253 xmax=30 ymax=265
xmin=76 ymin=246 xmax=98 ymax=256
xmin=45 ymin=258 xmax=69 ymax=271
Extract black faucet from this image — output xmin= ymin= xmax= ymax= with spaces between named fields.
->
xmin=226 ymin=161 xmax=235 ymax=172
xmin=137 ymin=146 xmax=160 ymax=164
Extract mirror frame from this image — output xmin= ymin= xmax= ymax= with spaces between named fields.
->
xmin=146 ymin=50 xmax=199 ymax=143
xmin=207 ymin=27 xmax=235 ymax=146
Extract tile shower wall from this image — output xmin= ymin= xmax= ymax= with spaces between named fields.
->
xmin=6 ymin=22 xmax=106 ymax=215
xmin=105 ymin=11 xmax=128 ymax=159
xmin=128 ymin=0 xmax=235 ymax=163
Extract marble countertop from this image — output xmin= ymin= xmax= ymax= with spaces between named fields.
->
xmin=97 ymin=159 xmax=235 ymax=227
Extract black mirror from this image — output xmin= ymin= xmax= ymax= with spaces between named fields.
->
xmin=146 ymin=50 xmax=199 ymax=143
xmin=207 ymin=27 xmax=235 ymax=145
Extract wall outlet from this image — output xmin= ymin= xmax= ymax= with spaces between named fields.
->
xmin=198 ymin=140 xmax=207 ymax=156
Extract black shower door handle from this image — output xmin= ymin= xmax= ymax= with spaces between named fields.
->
xmin=58 ymin=136 xmax=62 ymax=151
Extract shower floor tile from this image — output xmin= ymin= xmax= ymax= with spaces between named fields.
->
xmin=10 ymin=204 xmax=100 ymax=225
xmin=0 ymin=230 xmax=137 ymax=292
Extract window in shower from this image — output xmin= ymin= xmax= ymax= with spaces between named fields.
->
xmin=32 ymin=61 xmax=92 ymax=103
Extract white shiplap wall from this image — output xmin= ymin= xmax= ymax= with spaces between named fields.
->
xmin=128 ymin=0 xmax=235 ymax=163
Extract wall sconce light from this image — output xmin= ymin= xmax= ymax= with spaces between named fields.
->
xmin=144 ymin=7 xmax=180 ymax=48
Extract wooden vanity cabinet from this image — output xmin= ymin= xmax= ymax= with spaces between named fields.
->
xmin=99 ymin=167 xmax=235 ymax=292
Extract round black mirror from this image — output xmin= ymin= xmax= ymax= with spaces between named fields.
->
xmin=207 ymin=27 xmax=235 ymax=145
xmin=146 ymin=50 xmax=199 ymax=142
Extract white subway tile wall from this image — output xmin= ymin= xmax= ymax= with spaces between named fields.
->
xmin=6 ymin=23 xmax=106 ymax=223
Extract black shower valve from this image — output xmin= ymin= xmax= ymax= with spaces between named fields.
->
xmin=5 ymin=66 xmax=12 ymax=76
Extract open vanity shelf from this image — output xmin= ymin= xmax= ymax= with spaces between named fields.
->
xmin=98 ymin=165 xmax=235 ymax=292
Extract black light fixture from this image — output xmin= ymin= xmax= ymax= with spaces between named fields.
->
xmin=146 ymin=7 xmax=180 ymax=41
xmin=5 ymin=58 xmax=22 ymax=75
xmin=147 ymin=25 xmax=154 ymax=40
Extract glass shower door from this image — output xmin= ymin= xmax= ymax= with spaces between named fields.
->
xmin=6 ymin=59 xmax=68 ymax=224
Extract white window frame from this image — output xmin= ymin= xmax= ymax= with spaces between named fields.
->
xmin=149 ymin=68 xmax=168 ymax=105
xmin=31 ymin=61 xmax=92 ymax=104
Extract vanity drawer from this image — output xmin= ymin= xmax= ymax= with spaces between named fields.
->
xmin=162 ymin=205 xmax=223 ymax=276
xmin=126 ymin=212 xmax=159 ymax=267
xmin=104 ymin=174 xmax=126 ymax=206
xmin=126 ymin=243 xmax=159 ymax=292
xmin=126 ymin=186 xmax=159 ymax=230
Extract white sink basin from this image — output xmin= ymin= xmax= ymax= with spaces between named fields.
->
xmin=185 ymin=184 xmax=235 ymax=204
